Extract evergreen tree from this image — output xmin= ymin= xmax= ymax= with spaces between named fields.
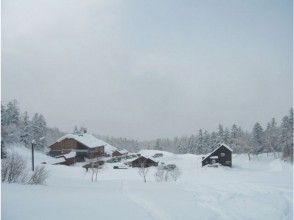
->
xmin=218 ymin=124 xmax=224 ymax=142
xmin=20 ymin=111 xmax=32 ymax=148
xmin=154 ymin=139 xmax=162 ymax=150
xmin=223 ymin=128 xmax=230 ymax=144
xmin=1 ymin=141 xmax=7 ymax=159
xmin=281 ymin=109 xmax=293 ymax=161
xmin=231 ymin=124 xmax=239 ymax=139
xmin=5 ymin=100 xmax=20 ymax=125
xmin=1 ymin=104 xmax=7 ymax=126
xmin=73 ymin=125 xmax=79 ymax=134
xmin=203 ymin=130 xmax=211 ymax=153
xmin=31 ymin=113 xmax=47 ymax=151
xmin=252 ymin=122 xmax=264 ymax=153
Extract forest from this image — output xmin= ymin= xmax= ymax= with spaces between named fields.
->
xmin=1 ymin=99 xmax=293 ymax=162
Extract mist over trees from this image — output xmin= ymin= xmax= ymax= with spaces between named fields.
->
xmin=1 ymin=100 xmax=64 ymax=151
xmin=99 ymin=109 xmax=293 ymax=162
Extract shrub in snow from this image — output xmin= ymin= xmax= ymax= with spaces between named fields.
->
xmin=28 ymin=166 xmax=49 ymax=185
xmin=155 ymin=165 xmax=181 ymax=182
xmin=1 ymin=152 xmax=27 ymax=183
xmin=170 ymin=167 xmax=181 ymax=181
xmin=1 ymin=151 xmax=49 ymax=185
xmin=155 ymin=165 xmax=165 ymax=182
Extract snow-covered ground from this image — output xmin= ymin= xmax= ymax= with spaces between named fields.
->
xmin=2 ymin=146 xmax=293 ymax=220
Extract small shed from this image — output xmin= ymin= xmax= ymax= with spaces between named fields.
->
xmin=130 ymin=156 xmax=158 ymax=168
xmin=202 ymin=143 xmax=232 ymax=167
xmin=112 ymin=149 xmax=128 ymax=157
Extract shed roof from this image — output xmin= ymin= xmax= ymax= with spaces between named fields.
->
xmin=131 ymin=156 xmax=156 ymax=163
xmin=202 ymin=143 xmax=232 ymax=161
xmin=118 ymin=149 xmax=128 ymax=154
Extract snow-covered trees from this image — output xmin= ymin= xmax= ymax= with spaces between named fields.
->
xmin=1 ymin=100 xmax=63 ymax=151
xmin=99 ymin=109 xmax=293 ymax=162
xmin=31 ymin=113 xmax=47 ymax=151
xmin=252 ymin=122 xmax=264 ymax=154
xmin=280 ymin=109 xmax=293 ymax=162
xmin=20 ymin=112 xmax=32 ymax=148
xmin=1 ymin=141 xmax=7 ymax=159
xmin=263 ymin=118 xmax=280 ymax=157
xmin=2 ymin=100 xmax=20 ymax=126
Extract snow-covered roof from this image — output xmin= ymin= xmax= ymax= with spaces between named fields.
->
xmin=56 ymin=133 xmax=117 ymax=153
xmin=118 ymin=149 xmax=128 ymax=154
xmin=202 ymin=143 xmax=233 ymax=161
xmin=62 ymin=151 xmax=76 ymax=158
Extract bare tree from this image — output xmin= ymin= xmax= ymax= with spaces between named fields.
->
xmin=89 ymin=159 xmax=101 ymax=182
xmin=138 ymin=161 xmax=149 ymax=183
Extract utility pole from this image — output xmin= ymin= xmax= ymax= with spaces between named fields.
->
xmin=31 ymin=140 xmax=36 ymax=171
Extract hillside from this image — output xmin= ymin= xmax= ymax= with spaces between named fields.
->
xmin=2 ymin=145 xmax=293 ymax=220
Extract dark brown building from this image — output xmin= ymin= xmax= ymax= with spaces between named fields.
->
xmin=48 ymin=133 xmax=108 ymax=162
xmin=202 ymin=144 xmax=232 ymax=167
xmin=112 ymin=149 xmax=128 ymax=157
xmin=130 ymin=156 xmax=158 ymax=168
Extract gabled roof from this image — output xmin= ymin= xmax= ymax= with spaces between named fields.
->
xmin=202 ymin=143 xmax=232 ymax=161
xmin=55 ymin=133 xmax=117 ymax=153
xmin=118 ymin=149 xmax=128 ymax=154
xmin=131 ymin=156 xmax=156 ymax=163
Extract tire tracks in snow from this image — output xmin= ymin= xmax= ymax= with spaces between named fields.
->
xmin=121 ymin=180 xmax=170 ymax=220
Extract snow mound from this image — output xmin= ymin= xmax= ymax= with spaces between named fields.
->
xmin=139 ymin=149 xmax=174 ymax=158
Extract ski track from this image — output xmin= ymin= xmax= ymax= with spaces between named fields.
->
xmin=121 ymin=180 xmax=170 ymax=220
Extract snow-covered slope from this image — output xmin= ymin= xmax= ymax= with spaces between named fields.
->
xmin=2 ymin=145 xmax=293 ymax=220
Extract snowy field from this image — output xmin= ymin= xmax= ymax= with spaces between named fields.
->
xmin=2 ymin=145 xmax=293 ymax=220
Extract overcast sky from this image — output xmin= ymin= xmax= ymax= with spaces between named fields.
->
xmin=2 ymin=0 xmax=293 ymax=140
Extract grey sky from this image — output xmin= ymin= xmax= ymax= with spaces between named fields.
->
xmin=2 ymin=0 xmax=293 ymax=140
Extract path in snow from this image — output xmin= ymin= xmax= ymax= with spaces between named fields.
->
xmin=121 ymin=180 xmax=171 ymax=220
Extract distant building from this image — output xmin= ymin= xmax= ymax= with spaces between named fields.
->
xmin=130 ymin=156 xmax=158 ymax=168
xmin=112 ymin=149 xmax=128 ymax=157
xmin=202 ymin=143 xmax=232 ymax=167
xmin=48 ymin=132 xmax=116 ymax=163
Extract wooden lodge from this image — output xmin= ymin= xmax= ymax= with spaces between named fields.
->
xmin=48 ymin=132 xmax=115 ymax=164
xmin=130 ymin=156 xmax=158 ymax=168
xmin=202 ymin=143 xmax=232 ymax=167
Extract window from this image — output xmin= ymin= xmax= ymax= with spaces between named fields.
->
xmin=220 ymin=152 xmax=225 ymax=157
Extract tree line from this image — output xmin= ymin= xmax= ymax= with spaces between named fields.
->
xmin=1 ymin=99 xmax=293 ymax=162
xmin=98 ymin=109 xmax=293 ymax=162
xmin=1 ymin=100 xmax=64 ymax=151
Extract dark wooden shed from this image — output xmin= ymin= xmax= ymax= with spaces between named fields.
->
xmin=202 ymin=144 xmax=232 ymax=167
xmin=112 ymin=149 xmax=128 ymax=157
xmin=130 ymin=156 xmax=158 ymax=168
